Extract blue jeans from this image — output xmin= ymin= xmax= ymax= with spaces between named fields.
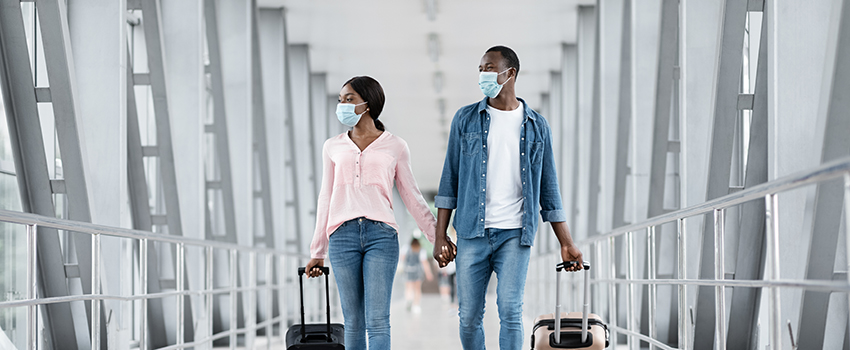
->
xmin=328 ymin=217 xmax=399 ymax=350
xmin=456 ymin=228 xmax=530 ymax=350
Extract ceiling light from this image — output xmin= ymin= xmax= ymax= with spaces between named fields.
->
xmin=425 ymin=0 xmax=437 ymax=21
xmin=428 ymin=33 xmax=440 ymax=62
xmin=433 ymin=72 xmax=443 ymax=94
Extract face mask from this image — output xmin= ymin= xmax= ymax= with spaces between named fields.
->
xmin=336 ymin=102 xmax=368 ymax=127
xmin=478 ymin=69 xmax=512 ymax=98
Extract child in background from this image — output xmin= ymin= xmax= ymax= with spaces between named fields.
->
xmin=401 ymin=238 xmax=433 ymax=313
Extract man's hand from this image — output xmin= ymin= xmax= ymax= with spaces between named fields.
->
xmin=560 ymin=244 xmax=583 ymax=272
xmin=433 ymin=236 xmax=457 ymax=268
xmin=305 ymin=258 xmax=325 ymax=278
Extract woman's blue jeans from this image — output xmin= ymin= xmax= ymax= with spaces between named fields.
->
xmin=328 ymin=217 xmax=399 ymax=350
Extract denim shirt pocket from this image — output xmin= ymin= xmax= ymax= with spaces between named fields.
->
xmin=530 ymin=141 xmax=544 ymax=165
xmin=461 ymin=132 xmax=482 ymax=155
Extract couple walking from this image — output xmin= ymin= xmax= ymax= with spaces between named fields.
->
xmin=305 ymin=46 xmax=584 ymax=350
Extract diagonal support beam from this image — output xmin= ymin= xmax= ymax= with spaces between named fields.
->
xmin=612 ymin=0 xmax=632 ymax=230
xmin=0 ymin=2 xmax=79 ymax=347
xmin=693 ymin=0 xmax=749 ymax=348
xmin=797 ymin=0 xmax=850 ymax=347
xmin=126 ymin=51 xmax=171 ymax=348
xmin=725 ymin=15 xmax=769 ymax=349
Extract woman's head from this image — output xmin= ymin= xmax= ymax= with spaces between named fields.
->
xmin=341 ymin=76 xmax=385 ymax=131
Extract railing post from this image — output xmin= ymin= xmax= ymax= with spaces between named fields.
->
xmin=844 ymin=173 xmax=850 ymax=319
xmin=677 ymin=218 xmax=688 ymax=350
xmin=230 ymin=249 xmax=238 ymax=349
xmin=248 ymin=251 xmax=257 ymax=349
xmin=765 ymin=194 xmax=782 ymax=350
xmin=92 ymin=232 xmax=102 ymax=350
xmin=206 ymin=246 xmax=214 ymax=347
xmin=266 ymin=254 xmax=274 ymax=350
xmin=647 ymin=226 xmax=657 ymax=350
xmin=140 ymin=238 xmax=148 ymax=350
xmin=608 ymin=236 xmax=618 ymax=349
xmin=714 ymin=209 xmax=727 ymax=350
xmin=626 ymin=231 xmax=636 ymax=350
xmin=176 ymin=243 xmax=185 ymax=345
xmin=26 ymin=224 xmax=37 ymax=350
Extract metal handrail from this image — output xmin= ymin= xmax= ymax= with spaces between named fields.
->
xmin=528 ymin=156 xmax=850 ymax=350
xmin=0 ymin=206 xmax=319 ymax=350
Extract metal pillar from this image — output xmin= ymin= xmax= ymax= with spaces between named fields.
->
xmin=575 ymin=5 xmax=596 ymax=241
xmin=203 ymin=0 xmax=244 ymax=339
xmin=0 ymin=2 xmax=78 ymax=347
xmin=587 ymin=3 xmax=602 ymax=239
xmin=646 ymin=0 xmax=680 ymax=219
xmin=250 ymin=2 xmax=278 ymax=325
xmin=561 ymin=43 xmax=578 ymax=238
xmin=797 ymin=0 xmax=850 ymax=347
xmin=612 ymin=0 xmax=632 ymax=230
xmin=725 ymin=13 xmax=769 ymax=349
xmin=126 ymin=53 xmax=170 ymax=348
xmin=287 ymin=43 xmax=317 ymax=252
xmin=693 ymin=0 xmax=748 ymax=348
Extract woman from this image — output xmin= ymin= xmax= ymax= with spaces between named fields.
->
xmin=305 ymin=76 xmax=437 ymax=350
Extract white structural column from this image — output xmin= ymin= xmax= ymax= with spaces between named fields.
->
xmin=288 ymin=43 xmax=319 ymax=252
xmin=575 ymin=5 xmax=596 ymax=242
xmin=217 ymin=0 xmax=253 ymax=249
xmin=0 ymin=2 xmax=81 ymax=347
xmin=161 ymin=0 xmax=206 ymax=343
xmin=561 ymin=43 xmax=577 ymax=235
xmin=797 ymin=0 xmax=850 ymax=348
xmin=67 ymin=0 xmax=128 ymax=347
xmin=311 ymin=72 xmax=329 ymax=173
xmin=599 ymin=0 xmax=624 ymax=235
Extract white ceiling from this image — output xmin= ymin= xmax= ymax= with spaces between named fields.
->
xmin=259 ymin=0 xmax=593 ymax=194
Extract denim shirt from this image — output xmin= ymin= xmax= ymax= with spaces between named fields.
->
xmin=435 ymin=97 xmax=567 ymax=246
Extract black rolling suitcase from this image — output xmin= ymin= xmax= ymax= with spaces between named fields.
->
xmin=285 ymin=266 xmax=345 ymax=349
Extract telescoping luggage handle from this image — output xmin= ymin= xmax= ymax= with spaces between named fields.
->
xmin=297 ymin=266 xmax=332 ymax=342
xmin=554 ymin=261 xmax=592 ymax=346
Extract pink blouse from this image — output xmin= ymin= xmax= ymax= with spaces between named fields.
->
xmin=310 ymin=131 xmax=437 ymax=259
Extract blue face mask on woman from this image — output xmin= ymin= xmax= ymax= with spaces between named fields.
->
xmin=478 ymin=69 xmax=512 ymax=98
xmin=336 ymin=101 xmax=368 ymax=127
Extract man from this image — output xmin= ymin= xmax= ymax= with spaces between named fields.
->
xmin=432 ymin=46 xmax=583 ymax=350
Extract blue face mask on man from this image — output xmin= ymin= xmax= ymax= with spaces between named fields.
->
xmin=478 ymin=68 xmax=512 ymax=98
xmin=336 ymin=101 xmax=368 ymax=127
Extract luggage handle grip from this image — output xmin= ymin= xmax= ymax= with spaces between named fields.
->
xmin=297 ymin=266 xmax=332 ymax=342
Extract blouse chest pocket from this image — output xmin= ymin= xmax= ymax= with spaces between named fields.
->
xmin=461 ymin=132 xmax=482 ymax=155
xmin=361 ymin=151 xmax=395 ymax=186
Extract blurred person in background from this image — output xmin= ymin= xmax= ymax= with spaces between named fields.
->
xmin=400 ymin=237 xmax=433 ymax=314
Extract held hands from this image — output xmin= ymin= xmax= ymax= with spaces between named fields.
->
xmin=305 ymin=258 xmax=325 ymax=278
xmin=433 ymin=236 xmax=457 ymax=268
xmin=560 ymin=244 xmax=584 ymax=272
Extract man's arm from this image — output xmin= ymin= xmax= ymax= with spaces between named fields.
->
xmin=433 ymin=208 xmax=457 ymax=268
xmin=551 ymin=221 xmax=583 ymax=271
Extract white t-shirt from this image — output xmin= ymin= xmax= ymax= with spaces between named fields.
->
xmin=484 ymin=102 xmax=524 ymax=229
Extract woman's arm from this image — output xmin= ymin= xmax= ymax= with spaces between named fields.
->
xmin=307 ymin=142 xmax=335 ymax=277
xmin=395 ymin=140 xmax=437 ymax=244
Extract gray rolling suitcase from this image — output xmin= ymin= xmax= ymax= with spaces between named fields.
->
xmin=531 ymin=261 xmax=609 ymax=349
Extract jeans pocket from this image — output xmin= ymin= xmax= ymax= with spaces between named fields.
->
xmin=375 ymin=221 xmax=397 ymax=234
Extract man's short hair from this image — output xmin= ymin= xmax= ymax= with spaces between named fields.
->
xmin=486 ymin=46 xmax=520 ymax=75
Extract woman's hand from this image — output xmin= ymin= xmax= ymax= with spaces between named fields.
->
xmin=305 ymin=258 xmax=325 ymax=278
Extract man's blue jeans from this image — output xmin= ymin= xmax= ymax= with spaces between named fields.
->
xmin=456 ymin=228 xmax=531 ymax=350
xmin=328 ymin=217 xmax=399 ymax=350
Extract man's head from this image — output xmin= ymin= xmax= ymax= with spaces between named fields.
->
xmin=478 ymin=46 xmax=520 ymax=98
